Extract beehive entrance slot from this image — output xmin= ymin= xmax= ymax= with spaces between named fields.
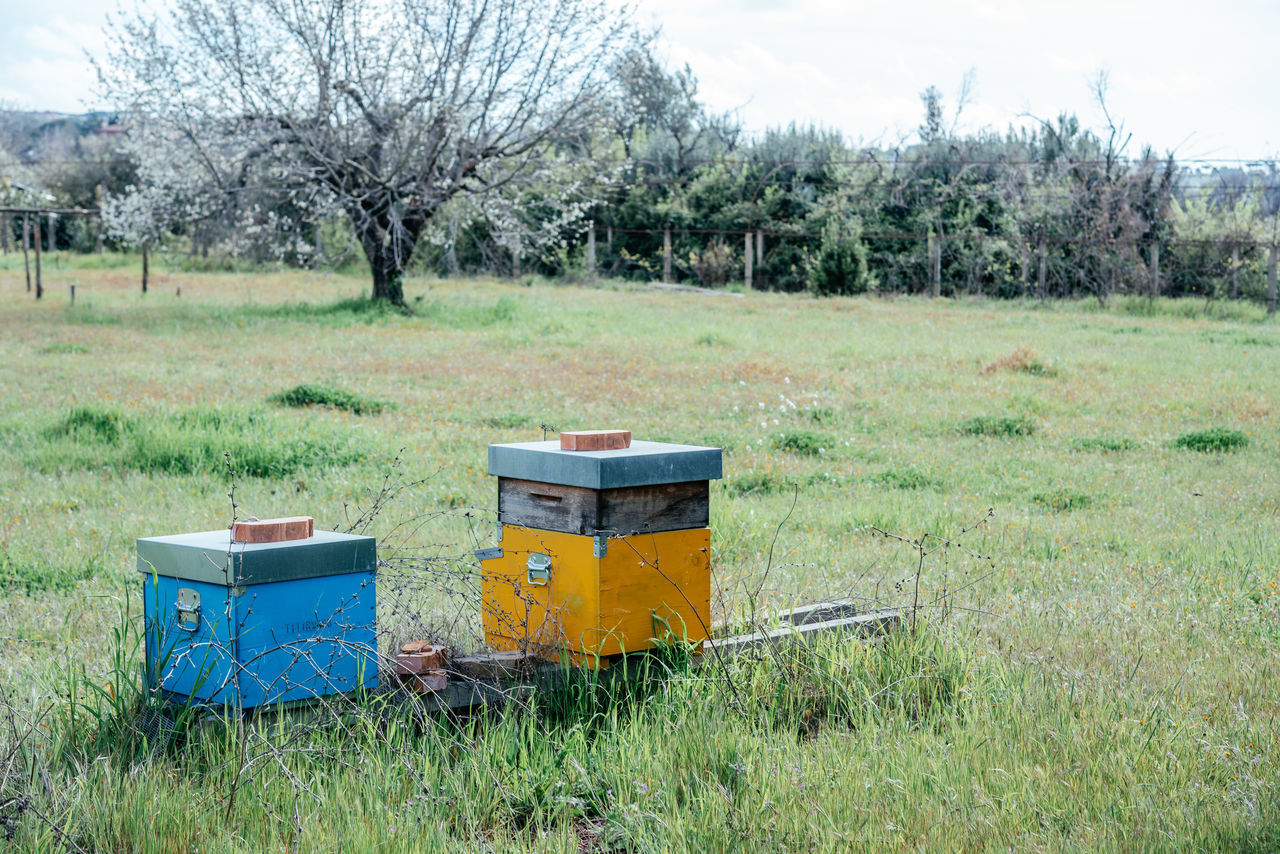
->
xmin=531 ymin=493 xmax=562 ymax=504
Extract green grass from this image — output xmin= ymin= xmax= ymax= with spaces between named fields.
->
xmin=1072 ymin=436 xmax=1140 ymax=453
xmin=36 ymin=405 xmax=362 ymax=477
xmin=269 ymin=383 xmax=390 ymax=415
xmin=1174 ymin=426 xmax=1250 ymax=453
xmin=3 ymin=267 xmax=1280 ymax=851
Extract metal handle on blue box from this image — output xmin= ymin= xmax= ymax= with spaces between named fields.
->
xmin=174 ymin=587 xmax=201 ymax=632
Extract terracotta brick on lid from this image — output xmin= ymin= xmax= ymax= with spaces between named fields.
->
xmin=231 ymin=516 xmax=314 ymax=543
xmin=560 ymin=430 xmax=632 ymax=451
xmin=396 ymin=643 xmax=446 ymax=671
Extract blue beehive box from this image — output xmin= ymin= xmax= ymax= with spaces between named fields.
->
xmin=137 ymin=527 xmax=377 ymax=709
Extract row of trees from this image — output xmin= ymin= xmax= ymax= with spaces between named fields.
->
xmin=3 ymin=0 xmax=1278 ymax=307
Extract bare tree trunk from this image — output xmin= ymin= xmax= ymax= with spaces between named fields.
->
xmin=46 ymin=214 xmax=55 ymax=253
xmin=756 ymin=229 xmax=763 ymax=265
xmin=1231 ymin=245 xmax=1240 ymax=300
xmin=22 ymin=213 xmax=31 ymax=293
xmin=142 ymin=242 xmax=149 ymax=294
xmin=511 ymin=245 xmax=521 ymax=278
xmin=744 ymin=231 xmax=753 ymax=290
xmin=586 ymin=222 xmax=596 ymax=280
xmin=444 ymin=219 xmax=460 ymax=278
xmin=356 ymin=218 xmax=421 ymax=306
xmin=1 ymin=214 xmax=9 ymax=253
xmin=663 ymin=227 xmax=672 ymax=283
xmin=606 ymin=225 xmax=612 ymax=250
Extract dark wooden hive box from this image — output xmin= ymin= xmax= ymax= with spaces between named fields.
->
xmin=497 ymin=477 xmax=709 ymax=536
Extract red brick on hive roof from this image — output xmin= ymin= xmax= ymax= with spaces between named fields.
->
xmin=231 ymin=515 xmax=314 ymax=543
xmin=559 ymin=430 xmax=632 ymax=451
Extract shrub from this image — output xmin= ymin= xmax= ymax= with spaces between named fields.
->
xmin=807 ymin=218 xmax=871 ymax=296
xmin=269 ymin=383 xmax=388 ymax=415
xmin=773 ymin=430 xmax=827 ymax=455
xmin=726 ymin=473 xmax=788 ymax=495
xmin=872 ymin=467 xmax=937 ymax=490
xmin=981 ymin=347 xmax=1057 ymax=377
xmin=959 ymin=415 xmax=1035 ymax=437
xmin=691 ymin=239 xmax=737 ymax=287
xmin=49 ymin=407 xmax=125 ymax=442
xmin=1174 ymin=427 xmax=1249 ymax=453
xmin=1032 ymin=488 xmax=1093 ymax=512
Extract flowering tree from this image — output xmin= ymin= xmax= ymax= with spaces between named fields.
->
xmin=99 ymin=0 xmax=629 ymax=305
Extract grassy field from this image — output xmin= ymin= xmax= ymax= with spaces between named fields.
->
xmin=1 ymin=258 xmax=1279 ymax=851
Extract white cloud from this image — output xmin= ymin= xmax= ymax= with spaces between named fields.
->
xmin=24 ymin=15 xmax=103 ymax=58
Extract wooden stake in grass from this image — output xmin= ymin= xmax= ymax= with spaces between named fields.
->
xmin=22 ymin=211 xmax=30 ymax=292
xmin=33 ymin=214 xmax=42 ymax=300
xmin=663 ymin=226 xmax=672 ymax=283
xmin=1269 ymin=243 xmax=1277 ymax=316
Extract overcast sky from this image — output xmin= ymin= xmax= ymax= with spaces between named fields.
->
xmin=3 ymin=0 xmax=1276 ymax=161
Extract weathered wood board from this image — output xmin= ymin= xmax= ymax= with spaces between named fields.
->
xmin=497 ymin=477 xmax=709 ymax=535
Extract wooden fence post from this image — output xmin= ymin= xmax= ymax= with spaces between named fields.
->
xmin=1037 ymin=235 xmax=1047 ymax=299
xmin=586 ymin=222 xmax=596 ymax=280
xmin=744 ymin=231 xmax=753 ymax=290
xmin=1020 ymin=241 xmax=1030 ymax=298
xmin=663 ymin=227 xmax=672 ymax=283
xmin=1268 ymin=243 xmax=1277 ymax=316
xmin=22 ymin=212 xmax=31 ymax=293
xmin=1150 ymin=242 xmax=1160 ymax=297
xmin=33 ymin=216 xmax=43 ymax=299
xmin=1231 ymin=245 xmax=1240 ymax=300
xmin=95 ymin=184 xmax=105 ymax=255
xmin=928 ymin=230 xmax=941 ymax=298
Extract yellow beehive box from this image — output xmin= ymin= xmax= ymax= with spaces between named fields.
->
xmin=479 ymin=526 xmax=711 ymax=661
xmin=476 ymin=436 xmax=722 ymax=663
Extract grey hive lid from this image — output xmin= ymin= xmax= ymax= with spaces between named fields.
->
xmin=488 ymin=440 xmax=722 ymax=489
xmin=136 ymin=529 xmax=376 ymax=586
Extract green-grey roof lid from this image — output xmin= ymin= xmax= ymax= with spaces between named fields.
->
xmin=488 ymin=440 xmax=722 ymax=489
xmin=136 ymin=529 xmax=376 ymax=586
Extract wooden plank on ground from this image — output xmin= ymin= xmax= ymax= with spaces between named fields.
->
xmin=705 ymin=610 xmax=900 ymax=659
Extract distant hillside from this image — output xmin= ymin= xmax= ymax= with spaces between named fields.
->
xmin=0 ymin=110 xmax=132 ymax=209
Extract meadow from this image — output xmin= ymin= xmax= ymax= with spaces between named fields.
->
xmin=1 ymin=256 xmax=1278 ymax=851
